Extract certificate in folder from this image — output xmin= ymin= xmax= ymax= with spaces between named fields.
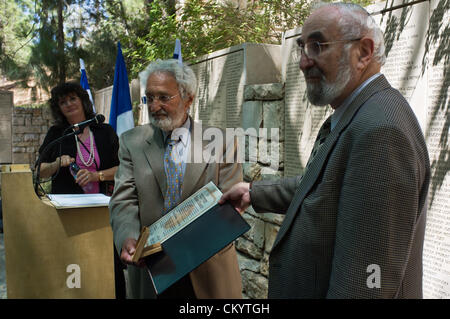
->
xmin=139 ymin=182 xmax=250 ymax=295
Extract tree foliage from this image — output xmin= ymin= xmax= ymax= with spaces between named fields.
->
xmin=1 ymin=0 xmax=375 ymax=99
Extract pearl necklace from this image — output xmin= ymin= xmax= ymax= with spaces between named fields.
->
xmin=75 ymin=129 xmax=95 ymax=167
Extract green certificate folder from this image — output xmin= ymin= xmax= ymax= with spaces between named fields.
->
xmin=144 ymin=201 xmax=250 ymax=295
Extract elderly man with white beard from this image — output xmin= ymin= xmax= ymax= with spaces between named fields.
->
xmin=109 ymin=59 xmax=243 ymax=299
xmin=220 ymin=2 xmax=430 ymax=298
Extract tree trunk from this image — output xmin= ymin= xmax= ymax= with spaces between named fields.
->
xmin=57 ymin=0 xmax=65 ymax=84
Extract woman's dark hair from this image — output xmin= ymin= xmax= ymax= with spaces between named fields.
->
xmin=49 ymin=82 xmax=95 ymax=127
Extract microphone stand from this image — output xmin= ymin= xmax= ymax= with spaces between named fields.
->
xmin=34 ymin=128 xmax=83 ymax=196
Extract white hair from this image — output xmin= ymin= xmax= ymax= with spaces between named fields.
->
xmin=139 ymin=59 xmax=198 ymax=99
xmin=314 ymin=2 xmax=386 ymax=66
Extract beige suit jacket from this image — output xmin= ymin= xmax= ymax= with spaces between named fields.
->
xmin=109 ymin=118 xmax=243 ymax=298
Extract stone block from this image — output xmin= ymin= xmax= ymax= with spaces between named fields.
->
xmin=32 ymin=117 xmax=45 ymax=126
xmin=263 ymin=100 xmax=284 ymax=131
xmin=260 ymin=252 xmax=270 ymax=277
xmin=244 ymin=206 xmax=258 ymax=218
xmin=13 ymin=116 xmax=24 ymax=126
xmin=242 ymin=214 xmax=265 ymax=249
xmin=235 ymin=237 xmax=263 ymax=260
xmin=12 ymin=147 xmax=26 ymax=153
xmin=39 ymin=134 xmax=47 ymax=144
xmin=244 ymin=83 xmax=284 ymax=101
xmin=258 ymin=138 xmax=284 ymax=169
xmin=260 ymin=166 xmax=284 ymax=181
xmin=260 ymin=213 xmax=285 ymax=226
xmin=245 ymin=134 xmax=259 ymax=163
xmin=13 ymin=152 xmax=30 ymax=164
xmin=12 ymin=135 xmax=23 ymax=143
xmin=13 ymin=125 xmax=41 ymax=134
xmin=241 ymin=101 xmax=262 ymax=135
xmin=237 ymin=252 xmax=261 ymax=273
xmin=24 ymin=134 xmax=38 ymax=142
xmin=241 ymin=270 xmax=268 ymax=299
xmin=264 ymin=223 xmax=280 ymax=253
xmin=243 ymin=162 xmax=261 ymax=182
xmin=32 ymin=108 xmax=42 ymax=116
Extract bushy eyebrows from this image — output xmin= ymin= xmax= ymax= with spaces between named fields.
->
xmin=145 ymin=89 xmax=169 ymax=96
xmin=298 ymin=31 xmax=327 ymax=45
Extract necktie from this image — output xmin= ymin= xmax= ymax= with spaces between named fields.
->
xmin=304 ymin=116 xmax=332 ymax=171
xmin=163 ymin=136 xmax=186 ymax=214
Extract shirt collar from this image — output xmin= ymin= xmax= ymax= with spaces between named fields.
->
xmin=163 ymin=116 xmax=191 ymax=147
xmin=331 ymin=73 xmax=382 ymax=131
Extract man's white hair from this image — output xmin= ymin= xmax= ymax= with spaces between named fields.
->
xmin=139 ymin=59 xmax=198 ymax=99
xmin=314 ymin=2 xmax=386 ymax=66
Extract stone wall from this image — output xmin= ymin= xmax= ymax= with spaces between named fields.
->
xmin=235 ymin=83 xmax=285 ymax=299
xmin=11 ymin=107 xmax=53 ymax=167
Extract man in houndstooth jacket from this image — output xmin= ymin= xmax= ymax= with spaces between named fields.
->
xmin=220 ymin=2 xmax=430 ymax=298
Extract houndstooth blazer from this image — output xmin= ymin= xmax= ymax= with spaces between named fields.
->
xmin=251 ymin=75 xmax=430 ymax=298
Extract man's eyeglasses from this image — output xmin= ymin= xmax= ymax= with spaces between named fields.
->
xmin=296 ymin=38 xmax=362 ymax=59
xmin=146 ymin=93 xmax=180 ymax=105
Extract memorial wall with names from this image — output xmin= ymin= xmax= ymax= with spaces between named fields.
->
xmin=188 ymin=43 xmax=282 ymax=130
xmin=282 ymin=0 xmax=449 ymax=298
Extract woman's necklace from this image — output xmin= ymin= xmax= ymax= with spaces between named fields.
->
xmin=75 ymin=128 xmax=95 ymax=167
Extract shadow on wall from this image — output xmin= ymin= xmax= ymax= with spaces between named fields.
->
xmin=422 ymin=0 xmax=449 ymax=207
xmin=381 ymin=0 xmax=449 ymax=207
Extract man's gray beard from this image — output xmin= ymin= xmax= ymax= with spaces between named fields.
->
xmin=149 ymin=106 xmax=187 ymax=132
xmin=305 ymin=53 xmax=351 ymax=106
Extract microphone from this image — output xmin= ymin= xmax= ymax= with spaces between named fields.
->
xmin=71 ymin=114 xmax=105 ymax=133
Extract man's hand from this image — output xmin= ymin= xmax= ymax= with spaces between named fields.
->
xmin=218 ymin=182 xmax=251 ymax=214
xmin=120 ymin=238 xmax=146 ymax=268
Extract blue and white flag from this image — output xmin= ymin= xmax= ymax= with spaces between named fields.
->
xmin=109 ymin=42 xmax=134 ymax=136
xmin=79 ymin=58 xmax=96 ymax=113
xmin=173 ymin=38 xmax=182 ymax=65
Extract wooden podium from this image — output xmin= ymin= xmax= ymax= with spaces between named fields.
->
xmin=1 ymin=165 xmax=115 ymax=298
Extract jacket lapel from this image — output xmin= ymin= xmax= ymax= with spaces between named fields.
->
xmin=271 ymin=75 xmax=392 ymax=250
xmin=143 ymin=125 xmax=167 ymax=198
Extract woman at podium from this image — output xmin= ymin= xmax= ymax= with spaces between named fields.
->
xmin=38 ymin=82 xmax=119 ymax=195
xmin=37 ymin=82 xmax=126 ymax=299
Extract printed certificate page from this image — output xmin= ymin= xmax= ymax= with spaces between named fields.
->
xmin=146 ymin=181 xmax=221 ymax=247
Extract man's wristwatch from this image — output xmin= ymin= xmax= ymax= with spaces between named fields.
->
xmin=98 ymin=171 xmax=105 ymax=182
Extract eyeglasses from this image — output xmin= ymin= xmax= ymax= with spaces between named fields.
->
xmin=146 ymin=93 xmax=180 ymax=105
xmin=296 ymin=38 xmax=362 ymax=59
xmin=59 ymin=94 xmax=79 ymax=107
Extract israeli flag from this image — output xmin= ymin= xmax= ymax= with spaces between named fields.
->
xmin=173 ymin=38 xmax=182 ymax=65
xmin=79 ymin=59 xmax=96 ymax=113
xmin=109 ymin=42 xmax=134 ymax=137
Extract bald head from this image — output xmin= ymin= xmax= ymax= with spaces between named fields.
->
xmin=309 ymin=2 xmax=386 ymax=65
xmin=298 ymin=2 xmax=384 ymax=108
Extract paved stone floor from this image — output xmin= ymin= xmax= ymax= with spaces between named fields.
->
xmin=0 ymin=233 xmax=7 ymax=298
